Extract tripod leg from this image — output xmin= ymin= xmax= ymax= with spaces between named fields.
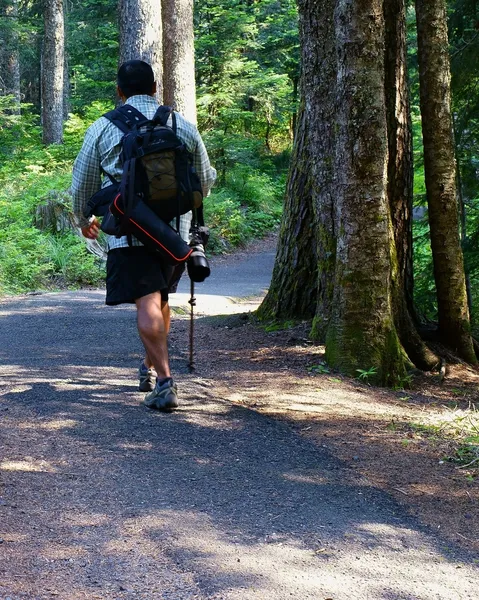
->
xmin=188 ymin=280 xmax=196 ymax=372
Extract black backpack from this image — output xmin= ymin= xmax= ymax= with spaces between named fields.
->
xmin=84 ymin=105 xmax=204 ymax=264
xmin=107 ymin=105 xmax=203 ymax=224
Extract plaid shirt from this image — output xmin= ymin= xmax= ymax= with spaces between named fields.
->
xmin=71 ymin=95 xmax=217 ymax=249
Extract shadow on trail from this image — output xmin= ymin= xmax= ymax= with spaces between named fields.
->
xmin=0 ymin=381 xmax=461 ymax=599
xmin=0 ymin=292 xmax=477 ymax=599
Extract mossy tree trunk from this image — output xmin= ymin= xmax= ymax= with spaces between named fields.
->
xmin=306 ymin=0 xmax=337 ymax=339
xmin=162 ymin=0 xmax=197 ymax=124
xmin=324 ymin=0 xmax=407 ymax=385
xmin=385 ymin=0 xmax=438 ymax=370
xmin=119 ymin=0 xmax=163 ymax=102
xmin=260 ymin=0 xmax=440 ymax=384
xmin=415 ymin=0 xmax=477 ymax=364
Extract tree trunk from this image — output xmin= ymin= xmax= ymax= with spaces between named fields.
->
xmin=324 ymin=0 xmax=407 ymax=384
xmin=260 ymin=0 xmax=440 ymax=383
xmin=415 ymin=0 xmax=477 ymax=363
xmin=258 ymin=0 xmax=329 ymax=322
xmin=63 ymin=0 xmax=70 ymax=120
xmin=42 ymin=0 xmax=64 ymax=144
xmin=305 ymin=0 xmax=337 ymax=339
xmin=162 ymin=0 xmax=197 ymax=123
xmin=384 ymin=0 xmax=413 ymax=313
xmin=63 ymin=52 xmax=70 ymax=120
xmin=257 ymin=99 xmax=318 ymax=321
xmin=384 ymin=0 xmax=438 ymax=370
xmin=0 ymin=0 xmax=21 ymax=113
xmin=119 ymin=0 xmax=163 ymax=103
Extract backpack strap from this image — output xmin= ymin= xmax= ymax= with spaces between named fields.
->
xmin=153 ymin=106 xmax=177 ymax=133
xmin=103 ymin=105 xmax=147 ymax=133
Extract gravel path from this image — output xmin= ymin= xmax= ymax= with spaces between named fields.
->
xmin=0 ymin=246 xmax=477 ymax=599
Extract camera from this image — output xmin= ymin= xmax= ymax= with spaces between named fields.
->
xmin=187 ymin=223 xmax=210 ymax=282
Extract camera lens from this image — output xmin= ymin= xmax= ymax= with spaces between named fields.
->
xmin=187 ymin=244 xmax=210 ymax=282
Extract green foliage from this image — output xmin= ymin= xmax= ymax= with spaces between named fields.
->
xmin=195 ymin=0 xmax=298 ymax=149
xmin=355 ymin=367 xmax=378 ymax=382
xmin=0 ymin=226 xmax=52 ymax=294
xmin=203 ymin=134 xmax=284 ymax=251
xmin=46 ymin=233 xmax=104 ymax=287
xmin=0 ymin=104 xmax=108 ymax=293
xmin=67 ymin=0 xmax=119 ymax=112
xmin=392 ymin=373 xmax=414 ymax=391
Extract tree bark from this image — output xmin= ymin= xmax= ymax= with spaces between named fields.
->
xmin=0 ymin=0 xmax=21 ymax=113
xmin=42 ymin=0 xmax=64 ymax=144
xmin=260 ymin=0 xmax=441 ymax=382
xmin=63 ymin=0 xmax=70 ymax=120
xmin=415 ymin=0 xmax=477 ymax=363
xmin=324 ymin=0 xmax=407 ymax=384
xmin=258 ymin=0 xmax=328 ymax=322
xmin=384 ymin=0 xmax=438 ymax=370
xmin=384 ymin=0 xmax=413 ymax=313
xmin=257 ymin=99 xmax=318 ymax=321
xmin=162 ymin=0 xmax=197 ymax=123
xmin=119 ymin=0 xmax=163 ymax=102
xmin=305 ymin=0 xmax=337 ymax=339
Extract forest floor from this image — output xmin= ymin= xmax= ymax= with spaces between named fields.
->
xmin=0 ymin=235 xmax=478 ymax=599
xmin=191 ymin=305 xmax=479 ymax=555
xmin=183 ymin=235 xmax=479 ymax=555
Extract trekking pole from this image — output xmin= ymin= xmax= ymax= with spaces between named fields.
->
xmin=188 ymin=279 xmax=196 ymax=372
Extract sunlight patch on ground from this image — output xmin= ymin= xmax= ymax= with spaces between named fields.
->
xmin=174 ymin=398 xmax=244 ymax=431
xmin=0 ymin=459 xmax=56 ymax=472
xmin=170 ymin=293 xmax=263 ymax=316
xmin=0 ymin=532 xmax=28 ymax=542
xmin=42 ymin=544 xmax=88 ymax=560
xmin=111 ymin=508 xmax=476 ymax=600
xmin=212 ymin=370 xmax=423 ymax=422
xmin=281 ymin=472 xmax=329 ymax=485
xmin=16 ymin=418 xmax=78 ymax=431
xmin=52 ymin=380 xmax=129 ymax=391
xmin=117 ymin=441 xmax=154 ymax=451
xmin=0 ymin=385 xmax=32 ymax=395
xmin=0 ymin=306 xmax=67 ymax=317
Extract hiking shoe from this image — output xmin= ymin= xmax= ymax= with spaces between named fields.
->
xmin=139 ymin=363 xmax=156 ymax=392
xmin=143 ymin=378 xmax=179 ymax=411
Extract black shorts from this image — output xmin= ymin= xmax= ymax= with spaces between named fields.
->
xmin=106 ymin=247 xmax=185 ymax=306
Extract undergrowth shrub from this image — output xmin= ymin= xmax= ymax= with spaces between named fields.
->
xmin=0 ymin=101 xmax=286 ymax=294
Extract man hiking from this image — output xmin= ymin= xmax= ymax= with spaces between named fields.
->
xmin=71 ymin=60 xmax=216 ymax=411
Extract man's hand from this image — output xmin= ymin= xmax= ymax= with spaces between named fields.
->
xmin=81 ymin=218 xmax=100 ymax=240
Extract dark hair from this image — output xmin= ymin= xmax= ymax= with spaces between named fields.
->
xmin=117 ymin=60 xmax=155 ymax=98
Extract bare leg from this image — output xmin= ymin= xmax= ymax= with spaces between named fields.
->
xmin=135 ymin=292 xmax=170 ymax=379
xmin=143 ymin=302 xmax=170 ymax=370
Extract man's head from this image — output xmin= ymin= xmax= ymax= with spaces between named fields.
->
xmin=117 ymin=60 xmax=156 ymax=100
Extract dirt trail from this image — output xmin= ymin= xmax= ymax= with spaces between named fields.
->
xmin=0 ymin=239 xmax=477 ymax=599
